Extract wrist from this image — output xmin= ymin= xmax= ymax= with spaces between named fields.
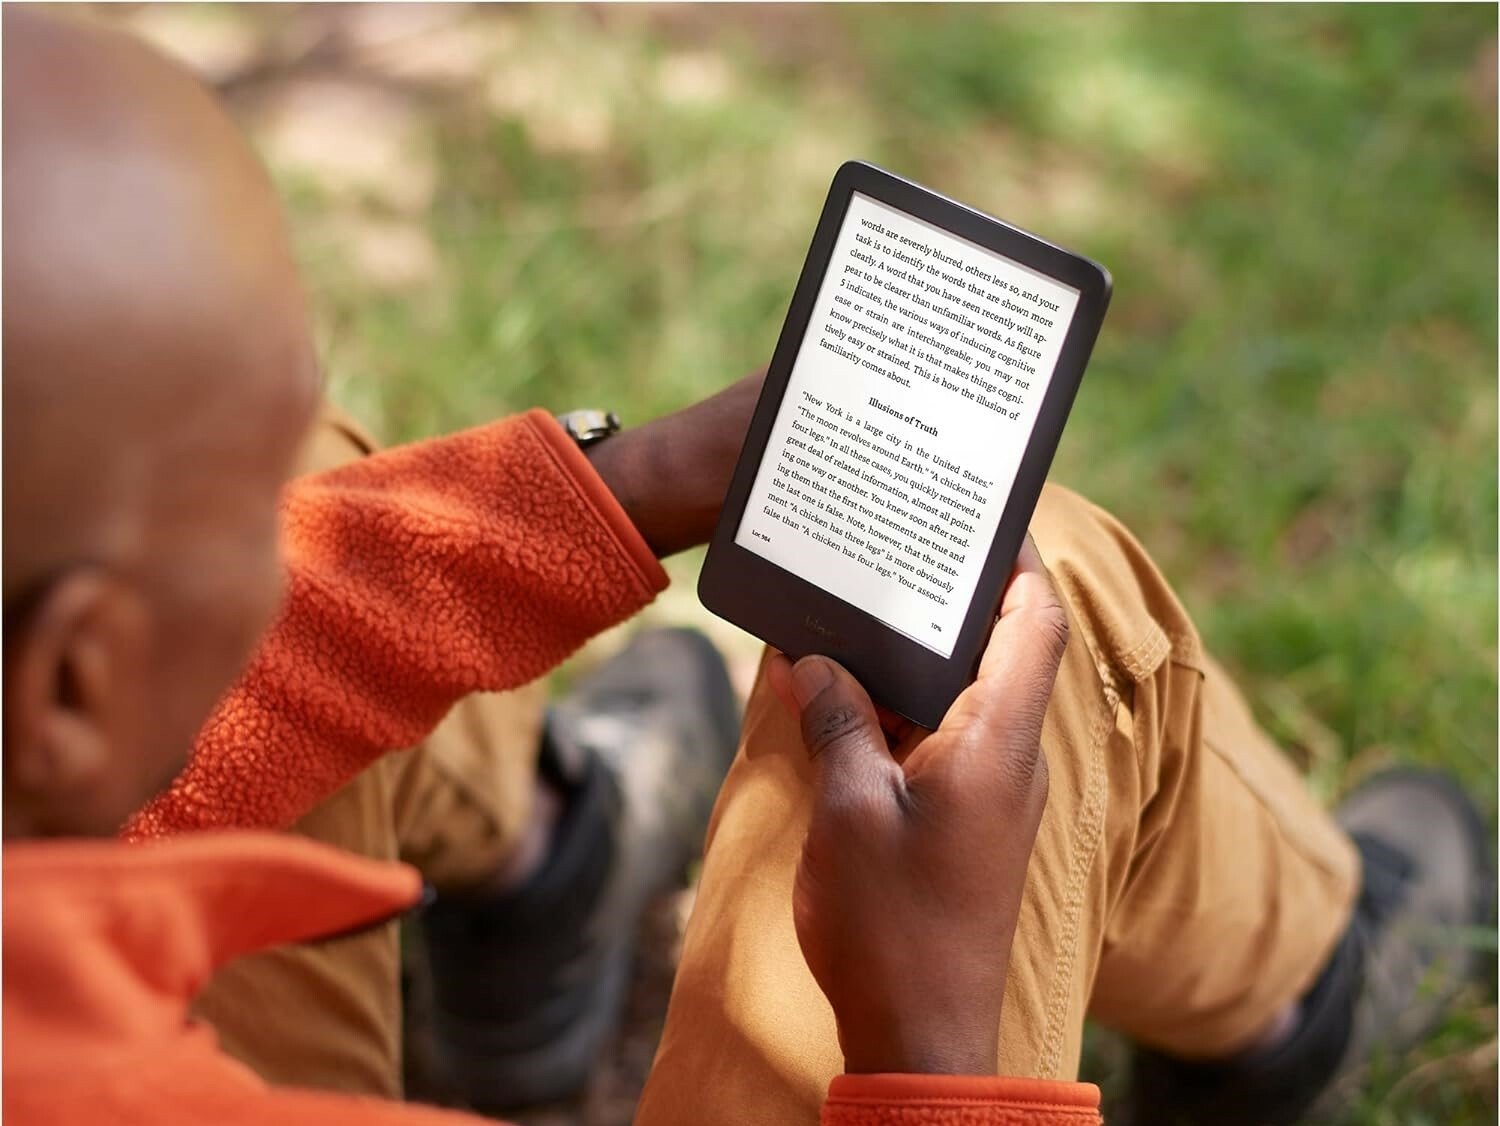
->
xmin=838 ymin=1016 xmax=1000 ymax=1078
xmin=842 ymin=1038 xmax=999 ymax=1078
xmin=582 ymin=374 xmax=761 ymax=558
xmin=583 ymin=419 xmax=723 ymax=558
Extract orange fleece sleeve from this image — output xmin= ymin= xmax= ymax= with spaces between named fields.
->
xmin=821 ymin=1075 xmax=1103 ymax=1126
xmin=125 ymin=411 xmax=667 ymax=839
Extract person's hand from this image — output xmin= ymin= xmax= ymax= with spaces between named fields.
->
xmin=584 ymin=367 xmax=764 ymax=557
xmin=766 ymin=536 xmax=1068 ymax=1077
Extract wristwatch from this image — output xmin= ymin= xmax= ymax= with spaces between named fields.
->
xmin=556 ymin=409 xmax=622 ymax=449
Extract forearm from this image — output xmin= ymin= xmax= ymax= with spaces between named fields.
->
xmin=125 ymin=410 xmax=667 ymax=839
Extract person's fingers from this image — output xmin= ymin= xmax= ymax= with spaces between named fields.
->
xmin=958 ymin=535 xmax=1067 ymax=740
xmin=791 ymin=654 xmax=901 ymax=819
xmin=773 ymin=654 xmax=913 ymax=752
xmin=978 ymin=535 xmax=1069 ymax=682
xmin=912 ymin=535 xmax=1066 ymax=800
xmin=766 ymin=650 xmax=797 ymax=717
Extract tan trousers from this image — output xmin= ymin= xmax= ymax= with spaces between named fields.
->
xmin=194 ymin=410 xmax=1359 ymax=1117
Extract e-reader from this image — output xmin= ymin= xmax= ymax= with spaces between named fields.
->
xmin=699 ymin=161 xmax=1111 ymax=728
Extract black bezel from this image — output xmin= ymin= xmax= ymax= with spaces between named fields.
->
xmin=698 ymin=161 xmax=1111 ymax=728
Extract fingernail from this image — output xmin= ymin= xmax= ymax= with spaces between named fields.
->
xmin=791 ymin=657 xmax=834 ymax=709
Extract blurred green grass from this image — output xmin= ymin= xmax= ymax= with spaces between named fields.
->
xmin=131 ymin=3 xmax=1497 ymax=1121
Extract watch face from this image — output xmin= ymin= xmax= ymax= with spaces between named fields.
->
xmin=559 ymin=409 xmax=622 ymax=446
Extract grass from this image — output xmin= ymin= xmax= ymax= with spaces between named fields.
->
xmin=133 ymin=3 xmax=1497 ymax=1121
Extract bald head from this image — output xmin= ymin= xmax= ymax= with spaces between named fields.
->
xmin=3 ymin=8 xmax=320 ymax=836
xmin=4 ymin=6 xmax=315 ymax=589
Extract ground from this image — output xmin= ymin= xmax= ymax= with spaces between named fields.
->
xmin=111 ymin=4 xmax=1497 ymax=1123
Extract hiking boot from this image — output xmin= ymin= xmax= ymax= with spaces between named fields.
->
xmin=418 ymin=627 xmax=740 ymax=1112
xmin=1124 ymin=767 xmax=1491 ymax=1126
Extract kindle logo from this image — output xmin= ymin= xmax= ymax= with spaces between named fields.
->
xmin=803 ymin=615 xmax=841 ymax=645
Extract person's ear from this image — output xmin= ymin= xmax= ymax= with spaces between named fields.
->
xmin=4 ymin=568 xmax=152 ymax=836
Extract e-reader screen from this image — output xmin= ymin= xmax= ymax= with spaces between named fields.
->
xmin=732 ymin=192 xmax=1082 ymax=659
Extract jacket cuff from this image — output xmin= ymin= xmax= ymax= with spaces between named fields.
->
xmin=524 ymin=409 xmax=668 ymax=593
xmin=823 ymin=1073 xmax=1102 ymax=1124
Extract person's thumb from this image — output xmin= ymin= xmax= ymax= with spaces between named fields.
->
xmin=791 ymin=655 xmax=899 ymax=819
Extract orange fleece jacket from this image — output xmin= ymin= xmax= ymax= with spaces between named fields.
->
xmin=4 ymin=833 xmax=1102 ymax=1126
xmin=126 ymin=411 xmax=669 ymax=839
xmin=9 ymin=411 xmax=1102 ymax=1124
